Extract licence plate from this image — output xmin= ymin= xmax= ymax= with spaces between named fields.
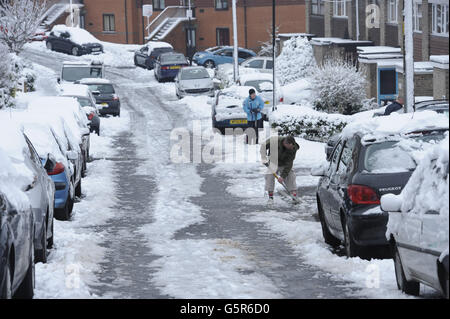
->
xmin=170 ymin=66 xmax=181 ymax=69
xmin=230 ymin=120 xmax=248 ymax=124
xmin=101 ymin=103 xmax=108 ymax=106
xmin=265 ymin=101 xmax=270 ymax=104
xmin=92 ymin=48 xmax=100 ymax=51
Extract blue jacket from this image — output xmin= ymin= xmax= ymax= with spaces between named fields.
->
xmin=243 ymin=95 xmax=265 ymax=121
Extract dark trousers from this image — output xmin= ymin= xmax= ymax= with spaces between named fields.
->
xmin=245 ymin=119 xmax=263 ymax=144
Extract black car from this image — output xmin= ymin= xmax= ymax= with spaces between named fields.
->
xmin=0 ymin=192 xmax=35 ymax=299
xmin=134 ymin=42 xmax=174 ymax=70
xmin=312 ymin=129 xmax=448 ymax=259
xmin=46 ymin=26 xmax=103 ymax=56
xmin=78 ymin=79 xmax=121 ymax=117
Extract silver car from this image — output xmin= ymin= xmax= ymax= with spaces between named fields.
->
xmin=175 ymin=66 xmax=214 ymax=99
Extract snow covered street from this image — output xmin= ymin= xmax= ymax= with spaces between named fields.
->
xmin=12 ymin=42 xmax=442 ymax=300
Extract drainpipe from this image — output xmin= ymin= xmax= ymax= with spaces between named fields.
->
xmin=244 ymin=0 xmax=248 ymax=48
xmin=124 ymin=0 xmax=129 ymax=44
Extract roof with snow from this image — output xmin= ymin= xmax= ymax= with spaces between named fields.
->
xmin=311 ymin=37 xmax=372 ymax=46
xmin=78 ymin=78 xmax=112 ymax=85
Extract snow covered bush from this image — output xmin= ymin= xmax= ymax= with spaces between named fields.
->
xmin=311 ymin=58 xmax=366 ymax=115
xmin=0 ymin=42 xmax=15 ymax=108
xmin=0 ymin=0 xmax=47 ymax=53
xmin=276 ymin=36 xmax=316 ymax=86
xmin=270 ymin=105 xmax=350 ymax=142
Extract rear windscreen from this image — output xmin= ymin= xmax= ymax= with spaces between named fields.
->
xmin=160 ymin=54 xmax=187 ymax=64
xmin=62 ymin=67 xmax=102 ymax=82
xmin=87 ymin=84 xmax=115 ymax=94
xmin=151 ymin=48 xmax=173 ymax=57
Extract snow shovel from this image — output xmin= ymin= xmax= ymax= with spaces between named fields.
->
xmin=272 ymin=171 xmax=300 ymax=204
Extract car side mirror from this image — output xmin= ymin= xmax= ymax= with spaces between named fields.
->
xmin=57 ymin=77 xmax=60 ymax=84
xmin=380 ymin=194 xmax=403 ymax=213
xmin=92 ymin=90 xmax=101 ymax=95
xmin=244 ymin=64 xmax=250 ymax=68
xmin=44 ymin=153 xmax=56 ymax=171
xmin=66 ymin=150 xmax=78 ymax=161
xmin=310 ymin=162 xmax=328 ymax=177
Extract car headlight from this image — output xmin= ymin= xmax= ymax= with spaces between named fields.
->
xmin=197 ymin=54 xmax=205 ymax=59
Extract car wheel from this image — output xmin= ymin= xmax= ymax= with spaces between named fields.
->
xmin=134 ymin=56 xmax=138 ymax=66
xmin=343 ymin=218 xmax=360 ymax=258
xmin=46 ymin=41 xmax=52 ymax=51
xmin=75 ymin=180 xmax=82 ymax=197
xmin=13 ymin=250 xmax=34 ymax=299
xmin=0 ymin=258 xmax=13 ymax=299
xmin=204 ymin=60 xmax=215 ymax=69
xmin=318 ymin=200 xmax=340 ymax=248
xmin=96 ymin=127 xmax=100 ymax=136
xmin=55 ymin=194 xmax=73 ymax=221
xmin=72 ymin=46 xmax=79 ymax=56
xmin=34 ymin=222 xmax=47 ymax=264
xmin=47 ymin=215 xmax=54 ymax=249
xmin=394 ymin=245 xmax=420 ymax=296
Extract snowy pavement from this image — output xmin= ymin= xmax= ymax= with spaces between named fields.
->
xmin=19 ymin=43 xmax=442 ymax=299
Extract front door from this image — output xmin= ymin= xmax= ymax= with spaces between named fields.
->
xmin=186 ymin=27 xmax=196 ymax=61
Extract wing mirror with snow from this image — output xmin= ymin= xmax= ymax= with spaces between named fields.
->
xmin=66 ymin=150 xmax=78 ymax=161
xmin=91 ymin=90 xmax=101 ymax=96
xmin=310 ymin=162 xmax=328 ymax=177
xmin=380 ymin=194 xmax=403 ymax=213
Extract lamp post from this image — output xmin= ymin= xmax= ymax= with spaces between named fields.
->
xmin=232 ymin=0 xmax=239 ymax=83
xmin=404 ymin=0 xmax=414 ymax=113
xmin=70 ymin=0 xmax=73 ymax=27
xmin=272 ymin=0 xmax=276 ymax=111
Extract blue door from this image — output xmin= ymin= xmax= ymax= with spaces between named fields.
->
xmin=377 ymin=68 xmax=398 ymax=105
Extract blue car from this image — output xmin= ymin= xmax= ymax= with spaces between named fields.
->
xmin=154 ymin=52 xmax=189 ymax=82
xmin=193 ymin=46 xmax=256 ymax=69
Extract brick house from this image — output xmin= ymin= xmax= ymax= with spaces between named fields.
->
xmin=305 ymin=0 xmax=449 ymax=61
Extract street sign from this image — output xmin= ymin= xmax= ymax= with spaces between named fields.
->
xmin=143 ymin=5 xmax=153 ymax=17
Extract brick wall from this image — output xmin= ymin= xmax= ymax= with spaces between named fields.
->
xmin=331 ymin=18 xmax=349 ymax=39
xmin=433 ymin=68 xmax=449 ymax=100
xmin=430 ymin=36 xmax=450 ymax=56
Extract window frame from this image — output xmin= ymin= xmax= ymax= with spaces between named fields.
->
xmin=215 ymin=0 xmax=229 ymax=11
xmin=387 ymin=0 xmax=398 ymax=24
xmin=333 ymin=0 xmax=347 ymax=18
xmin=102 ymin=14 xmax=115 ymax=32
xmin=413 ymin=1 xmax=423 ymax=33
xmin=216 ymin=28 xmax=230 ymax=46
xmin=153 ymin=0 xmax=165 ymax=11
xmin=311 ymin=0 xmax=325 ymax=16
xmin=432 ymin=4 xmax=449 ymax=37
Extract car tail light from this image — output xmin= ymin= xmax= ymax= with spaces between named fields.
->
xmin=347 ymin=185 xmax=380 ymax=205
xmin=48 ymin=162 xmax=65 ymax=176
xmin=112 ymin=94 xmax=119 ymax=101
xmin=88 ymin=112 xmax=95 ymax=120
xmin=279 ymin=97 xmax=284 ymax=103
xmin=161 ymin=66 xmax=169 ymax=70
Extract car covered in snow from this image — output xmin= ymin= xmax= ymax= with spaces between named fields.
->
xmin=311 ymin=111 xmax=449 ymax=259
xmin=193 ymin=46 xmax=256 ymax=69
xmin=414 ymin=100 xmax=449 ymax=117
xmin=59 ymin=60 xmax=104 ymax=84
xmin=134 ymin=41 xmax=174 ymax=70
xmin=46 ymin=24 xmax=103 ymax=56
xmin=175 ymin=66 xmax=214 ymax=99
xmin=241 ymin=56 xmax=273 ymax=73
xmin=211 ymin=85 xmax=258 ymax=134
xmin=0 ymin=118 xmax=55 ymax=265
xmin=237 ymin=73 xmax=282 ymax=120
xmin=0 ymin=190 xmax=35 ymax=299
xmin=59 ymin=83 xmax=101 ymax=134
xmin=154 ymin=52 xmax=189 ymax=82
xmin=381 ymin=134 xmax=449 ymax=298
xmin=77 ymin=78 xmax=121 ymax=117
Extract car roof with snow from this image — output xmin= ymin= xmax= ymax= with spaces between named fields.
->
xmin=220 ymin=85 xmax=256 ymax=100
xmin=78 ymin=78 xmax=112 ymax=85
xmin=51 ymin=24 xmax=101 ymax=45
xmin=144 ymin=41 xmax=173 ymax=50
xmin=341 ymin=111 xmax=449 ymax=145
xmin=62 ymin=60 xmax=103 ymax=67
xmin=239 ymin=73 xmax=274 ymax=83
xmin=60 ymin=83 xmax=91 ymax=97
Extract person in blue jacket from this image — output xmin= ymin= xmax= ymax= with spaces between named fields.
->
xmin=243 ymin=88 xmax=264 ymax=144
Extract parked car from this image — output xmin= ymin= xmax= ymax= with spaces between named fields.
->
xmin=211 ymin=85 xmax=257 ymax=134
xmin=241 ymin=56 xmax=273 ymax=73
xmin=0 ymin=119 xmax=55 ymax=264
xmin=60 ymin=83 xmax=101 ymax=134
xmin=154 ymin=52 xmax=189 ymax=82
xmin=0 ymin=191 xmax=35 ymax=299
xmin=28 ymin=97 xmax=91 ymax=181
xmin=381 ymin=135 xmax=449 ymax=298
xmin=134 ymin=41 xmax=174 ymax=70
xmin=175 ymin=66 xmax=214 ymax=99
xmin=59 ymin=60 xmax=104 ymax=84
xmin=311 ymin=113 xmax=449 ymax=259
xmin=46 ymin=24 xmax=103 ymax=56
xmin=31 ymin=27 xmax=48 ymax=41
xmin=193 ymin=46 xmax=256 ymax=69
xmin=77 ymin=78 xmax=121 ymax=117
xmin=415 ymin=100 xmax=449 ymax=116
xmin=237 ymin=73 xmax=282 ymax=120
xmin=21 ymin=121 xmax=78 ymax=221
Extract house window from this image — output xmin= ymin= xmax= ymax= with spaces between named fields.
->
xmin=311 ymin=0 xmax=324 ymax=15
xmin=103 ymin=14 xmax=115 ymax=32
xmin=333 ymin=0 xmax=347 ymax=18
xmin=388 ymin=0 xmax=398 ymax=24
xmin=216 ymin=28 xmax=230 ymax=46
xmin=153 ymin=0 xmax=165 ymax=10
xmin=215 ymin=0 xmax=228 ymax=10
xmin=432 ymin=4 xmax=449 ymax=36
xmin=413 ymin=2 xmax=422 ymax=32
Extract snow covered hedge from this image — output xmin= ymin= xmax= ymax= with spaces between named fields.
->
xmin=311 ymin=58 xmax=366 ymax=115
xmin=276 ymin=36 xmax=316 ymax=86
xmin=270 ymin=105 xmax=350 ymax=142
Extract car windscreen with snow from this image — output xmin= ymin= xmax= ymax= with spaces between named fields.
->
xmin=243 ymin=80 xmax=273 ymax=93
xmin=62 ymin=66 xmax=103 ymax=82
xmin=363 ymin=131 xmax=447 ymax=174
xmin=181 ymin=68 xmax=210 ymax=80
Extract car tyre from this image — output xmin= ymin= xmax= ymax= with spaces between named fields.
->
xmin=46 ymin=41 xmax=52 ymax=51
xmin=0 ymin=258 xmax=13 ymax=299
xmin=318 ymin=200 xmax=340 ymax=248
xmin=72 ymin=46 xmax=79 ymax=56
xmin=343 ymin=218 xmax=360 ymax=258
xmin=394 ymin=245 xmax=420 ymax=296
xmin=204 ymin=60 xmax=215 ymax=69
xmin=34 ymin=222 xmax=47 ymax=264
xmin=134 ymin=56 xmax=138 ymax=67
xmin=13 ymin=251 xmax=34 ymax=299
xmin=47 ymin=216 xmax=54 ymax=249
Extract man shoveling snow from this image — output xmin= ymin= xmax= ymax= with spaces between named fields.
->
xmin=260 ymin=136 xmax=300 ymax=205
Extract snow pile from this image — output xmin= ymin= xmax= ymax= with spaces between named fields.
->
xmin=276 ymin=36 xmax=316 ymax=86
xmin=0 ymin=113 xmax=33 ymax=210
xmin=341 ymin=111 xmax=450 ymax=142
xmin=311 ymin=58 xmax=366 ymax=115
xmin=270 ymin=105 xmax=349 ymax=142
xmin=281 ymin=78 xmax=314 ymax=105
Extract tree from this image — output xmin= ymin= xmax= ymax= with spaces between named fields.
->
xmin=311 ymin=58 xmax=366 ymax=115
xmin=258 ymin=25 xmax=279 ymax=57
xmin=0 ymin=0 xmax=47 ymax=53
xmin=0 ymin=42 xmax=14 ymax=108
